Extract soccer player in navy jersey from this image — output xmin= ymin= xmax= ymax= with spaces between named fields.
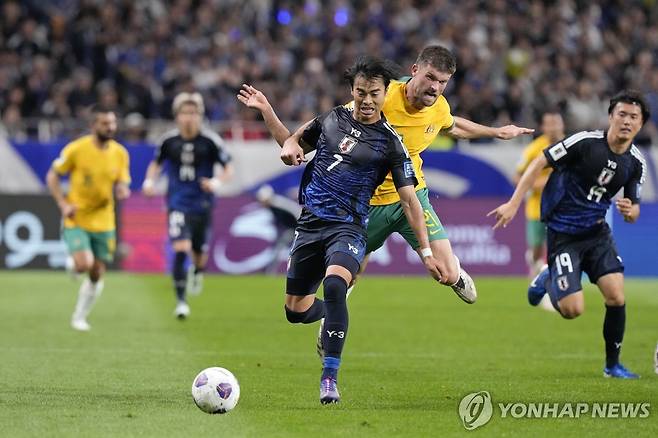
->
xmin=489 ymin=90 xmax=649 ymax=379
xmin=278 ymin=56 xmax=442 ymax=404
xmin=142 ymin=92 xmax=234 ymax=319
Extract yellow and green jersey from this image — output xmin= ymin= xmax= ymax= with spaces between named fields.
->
xmin=370 ymin=79 xmax=454 ymax=206
xmin=52 ymin=135 xmax=131 ymax=232
xmin=516 ymin=134 xmax=552 ymax=221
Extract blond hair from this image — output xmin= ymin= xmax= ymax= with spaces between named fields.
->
xmin=172 ymin=92 xmax=205 ymax=115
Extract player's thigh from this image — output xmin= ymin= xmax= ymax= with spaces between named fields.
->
xmin=324 ymin=225 xmax=366 ymax=285
xmin=526 ymin=219 xmax=546 ymax=248
xmin=398 ymin=189 xmax=448 ymax=248
xmin=365 ymin=204 xmax=397 ymax=253
xmin=89 ymin=230 xmax=116 ymax=264
xmin=583 ymin=225 xmax=624 ymax=285
xmin=168 ymin=210 xmax=192 ymax=243
xmin=188 ymin=212 xmax=211 ymax=255
xmin=62 ymin=227 xmax=94 ymax=270
xmin=286 ymin=228 xmax=325 ymax=298
xmin=547 ymin=229 xmax=585 ymax=303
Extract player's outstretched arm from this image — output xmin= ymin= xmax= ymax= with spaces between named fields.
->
xmin=488 ymin=153 xmax=548 ymax=229
xmin=237 ymin=84 xmax=291 ymax=147
xmin=397 ymin=185 xmax=442 ymax=280
xmin=448 ymin=116 xmax=534 ymax=140
xmin=142 ymin=161 xmax=161 ymax=196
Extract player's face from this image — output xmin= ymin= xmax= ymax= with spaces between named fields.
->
xmin=350 ymin=74 xmax=386 ymax=124
xmin=608 ymin=102 xmax=643 ymax=143
xmin=176 ymin=103 xmax=202 ymax=135
xmin=92 ymin=112 xmax=117 ymax=142
xmin=541 ymin=113 xmax=565 ymax=142
xmin=410 ymin=63 xmax=451 ymax=108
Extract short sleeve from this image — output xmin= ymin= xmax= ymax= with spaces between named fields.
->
xmin=300 ymin=117 xmax=323 ymax=151
xmin=625 ymin=149 xmax=647 ymax=204
xmin=119 ymin=147 xmax=131 ymax=184
xmin=203 ymin=129 xmax=232 ymax=167
xmin=52 ymin=143 xmax=76 ymax=175
xmin=384 ymin=123 xmax=417 ymax=189
xmin=543 ymin=131 xmax=590 ymax=170
xmin=154 ymin=139 xmax=168 ymax=164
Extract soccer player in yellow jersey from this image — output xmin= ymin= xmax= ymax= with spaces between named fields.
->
xmin=46 ymin=106 xmax=131 ymax=331
xmin=239 ymin=46 xmax=533 ymax=302
xmin=515 ymin=110 xmax=565 ymax=278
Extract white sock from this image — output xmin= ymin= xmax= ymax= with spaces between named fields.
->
xmin=72 ymin=279 xmax=103 ymax=321
xmin=346 ymin=285 xmax=355 ymax=299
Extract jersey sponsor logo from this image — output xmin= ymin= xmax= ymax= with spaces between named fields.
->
xmin=556 ymin=275 xmax=569 ymax=291
xmin=404 ymin=161 xmax=415 ymax=178
xmin=597 ymin=168 xmax=615 ymax=185
xmin=338 ymin=135 xmax=358 ymax=154
xmin=548 ymin=143 xmax=567 ymax=161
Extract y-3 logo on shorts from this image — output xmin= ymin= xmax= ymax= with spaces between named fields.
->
xmin=348 ymin=243 xmax=359 ymax=254
xmin=326 ymin=330 xmax=345 ymax=338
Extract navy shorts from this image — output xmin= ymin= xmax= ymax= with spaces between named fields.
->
xmin=167 ymin=210 xmax=211 ymax=253
xmin=286 ymin=220 xmax=366 ymax=296
xmin=547 ymin=223 xmax=624 ymax=300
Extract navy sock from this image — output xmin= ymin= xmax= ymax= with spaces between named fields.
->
xmin=322 ymin=356 xmax=340 ymax=381
xmin=321 ymin=275 xmax=349 ymax=359
xmin=172 ymin=251 xmax=187 ymax=302
xmin=284 ymin=298 xmax=325 ymax=324
xmin=603 ymin=304 xmax=625 ymax=368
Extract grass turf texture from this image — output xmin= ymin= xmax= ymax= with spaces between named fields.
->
xmin=0 ymin=271 xmax=656 ymax=437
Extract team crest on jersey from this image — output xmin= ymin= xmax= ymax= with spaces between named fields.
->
xmin=338 ymin=135 xmax=358 ymax=154
xmin=597 ymin=168 xmax=616 ymax=185
xmin=556 ymin=275 xmax=569 ymax=291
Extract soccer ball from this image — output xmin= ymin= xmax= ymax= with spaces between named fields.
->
xmin=191 ymin=367 xmax=240 ymax=414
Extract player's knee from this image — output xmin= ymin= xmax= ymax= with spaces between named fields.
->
xmin=604 ymin=293 xmax=625 ymax=307
xmin=323 ymin=275 xmax=348 ymax=303
xmin=560 ymin=303 xmax=584 ymax=319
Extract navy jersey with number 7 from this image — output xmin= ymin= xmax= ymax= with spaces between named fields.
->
xmin=298 ymin=105 xmax=417 ymax=228
xmin=541 ymin=130 xmax=646 ymax=234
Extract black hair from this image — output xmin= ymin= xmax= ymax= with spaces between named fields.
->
xmin=88 ymin=104 xmax=116 ymax=120
xmin=415 ymin=45 xmax=457 ymax=74
xmin=608 ymin=89 xmax=650 ymax=125
xmin=535 ymin=106 xmax=562 ymax=125
xmin=343 ymin=56 xmax=402 ymax=89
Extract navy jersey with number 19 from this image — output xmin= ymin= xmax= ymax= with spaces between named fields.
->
xmin=298 ymin=106 xmax=417 ymax=228
xmin=542 ymin=130 xmax=646 ymax=234
xmin=155 ymin=128 xmax=232 ymax=214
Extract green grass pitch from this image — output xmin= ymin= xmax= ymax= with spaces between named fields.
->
xmin=0 ymin=271 xmax=656 ymax=437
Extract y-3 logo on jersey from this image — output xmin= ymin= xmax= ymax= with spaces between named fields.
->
xmin=350 ymin=128 xmax=362 ymax=138
xmin=348 ymin=243 xmax=359 ymax=254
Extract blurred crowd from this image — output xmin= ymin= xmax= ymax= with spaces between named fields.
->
xmin=1 ymin=0 xmax=657 ymax=144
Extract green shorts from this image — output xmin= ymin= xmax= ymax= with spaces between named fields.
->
xmin=526 ymin=219 xmax=547 ymax=248
xmin=366 ymin=188 xmax=448 ymax=253
xmin=63 ymin=227 xmax=116 ymax=263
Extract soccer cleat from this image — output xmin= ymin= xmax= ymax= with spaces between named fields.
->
xmin=320 ymin=377 xmax=340 ymax=404
xmin=187 ymin=266 xmax=203 ymax=296
xmin=71 ymin=318 xmax=91 ymax=332
xmin=528 ymin=264 xmax=549 ymax=306
xmin=174 ymin=301 xmax=190 ymax=319
xmin=603 ymin=363 xmax=640 ymax=379
xmin=449 ymin=256 xmax=476 ymax=304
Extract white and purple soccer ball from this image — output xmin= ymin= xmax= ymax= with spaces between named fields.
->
xmin=191 ymin=367 xmax=240 ymax=414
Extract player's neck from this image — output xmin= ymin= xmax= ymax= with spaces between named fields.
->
xmin=180 ymin=129 xmax=199 ymax=140
xmin=92 ymin=135 xmax=110 ymax=149
xmin=403 ymin=81 xmax=425 ymax=111
xmin=606 ymin=131 xmax=632 ymax=154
